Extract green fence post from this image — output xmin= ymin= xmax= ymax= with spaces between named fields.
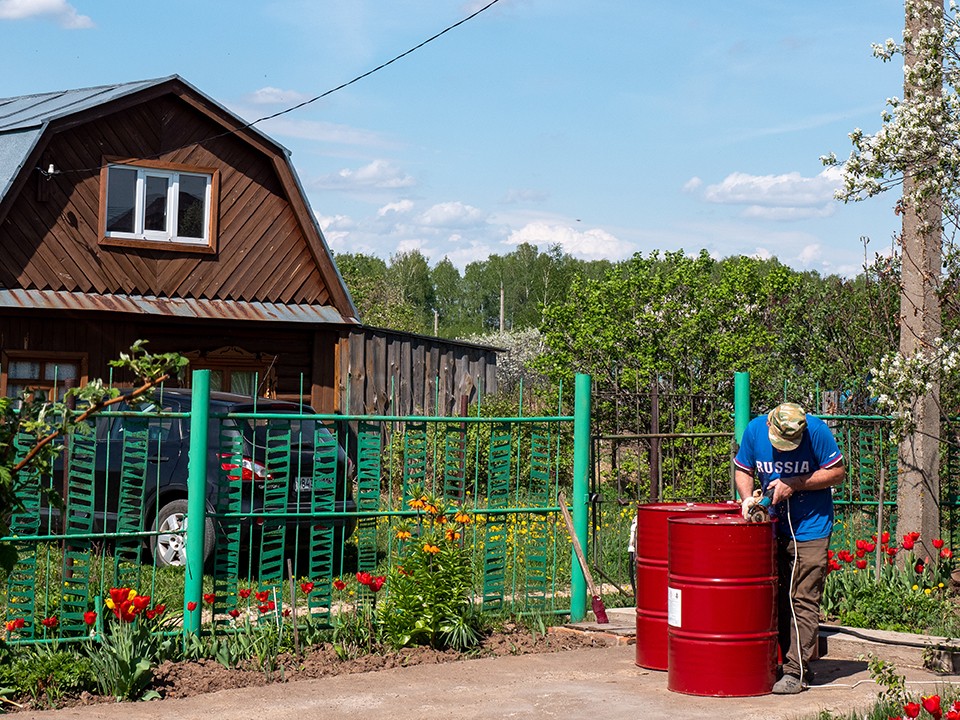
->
xmin=184 ymin=369 xmax=210 ymax=636
xmin=733 ymin=372 xmax=750 ymax=500
xmin=570 ymin=373 xmax=591 ymax=622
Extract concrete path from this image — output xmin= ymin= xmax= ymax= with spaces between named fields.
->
xmin=13 ymin=642 xmax=960 ymax=720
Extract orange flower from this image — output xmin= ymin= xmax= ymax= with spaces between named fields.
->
xmin=423 ymin=543 xmax=441 ymax=554
xmin=454 ymin=511 xmax=471 ymax=524
xmin=408 ymin=497 xmax=425 ymax=510
xmin=396 ymin=529 xmax=413 ymax=540
xmin=445 ymin=528 xmax=461 ymax=541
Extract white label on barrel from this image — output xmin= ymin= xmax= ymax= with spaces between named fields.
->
xmin=667 ymin=586 xmax=681 ymax=627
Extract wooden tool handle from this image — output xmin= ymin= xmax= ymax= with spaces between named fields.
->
xmin=558 ymin=492 xmax=600 ymax=597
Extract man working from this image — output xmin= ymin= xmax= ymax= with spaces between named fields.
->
xmin=734 ymin=402 xmax=845 ymax=695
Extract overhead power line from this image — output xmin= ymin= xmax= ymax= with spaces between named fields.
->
xmin=43 ymin=0 xmax=504 ymax=176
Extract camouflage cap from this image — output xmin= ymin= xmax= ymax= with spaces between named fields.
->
xmin=767 ymin=402 xmax=807 ymax=451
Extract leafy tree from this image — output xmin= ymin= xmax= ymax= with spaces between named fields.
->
xmin=388 ymin=250 xmax=435 ymax=333
xmin=335 ymin=252 xmax=420 ymax=332
xmin=0 ymin=341 xmax=187 ymax=572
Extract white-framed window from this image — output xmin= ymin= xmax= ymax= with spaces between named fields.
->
xmin=99 ymin=159 xmax=218 ymax=251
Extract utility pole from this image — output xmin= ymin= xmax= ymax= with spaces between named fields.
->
xmin=897 ymin=0 xmax=943 ymax=552
xmin=499 ymin=281 xmax=505 ymax=333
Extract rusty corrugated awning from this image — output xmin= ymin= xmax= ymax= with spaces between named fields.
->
xmin=0 ymin=289 xmax=357 ymax=324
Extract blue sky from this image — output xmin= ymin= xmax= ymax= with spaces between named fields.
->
xmin=2 ymin=0 xmax=907 ymax=277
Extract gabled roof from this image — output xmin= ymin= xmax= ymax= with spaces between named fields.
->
xmin=0 ymin=75 xmax=358 ymax=322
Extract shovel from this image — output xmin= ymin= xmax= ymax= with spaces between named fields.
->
xmin=558 ymin=492 xmax=609 ymax=624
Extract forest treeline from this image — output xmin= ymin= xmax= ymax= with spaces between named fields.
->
xmin=335 ymin=244 xmax=955 ymax=422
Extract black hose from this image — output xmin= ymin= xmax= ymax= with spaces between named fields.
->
xmin=822 ymin=624 xmax=945 ymax=649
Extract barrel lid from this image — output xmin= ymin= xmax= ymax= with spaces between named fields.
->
xmin=637 ymin=501 xmax=739 ymax=513
xmin=667 ymin=514 xmax=752 ymax=526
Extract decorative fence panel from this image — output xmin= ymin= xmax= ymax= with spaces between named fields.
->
xmin=0 ymin=373 xmax=589 ymax=645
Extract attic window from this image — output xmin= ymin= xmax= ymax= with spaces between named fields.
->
xmin=99 ymin=159 xmax=219 ymax=252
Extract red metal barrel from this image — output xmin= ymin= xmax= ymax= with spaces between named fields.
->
xmin=634 ymin=501 xmax=740 ymax=670
xmin=666 ymin=514 xmax=777 ymax=697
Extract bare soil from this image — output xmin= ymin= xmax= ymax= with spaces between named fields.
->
xmin=12 ymin=624 xmax=606 ymax=712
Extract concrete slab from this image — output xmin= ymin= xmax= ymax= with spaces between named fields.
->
xmin=12 ymin=643 xmax=958 ymax=720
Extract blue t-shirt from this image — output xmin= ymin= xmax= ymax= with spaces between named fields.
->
xmin=734 ymin=414 xmax=844 ymax=541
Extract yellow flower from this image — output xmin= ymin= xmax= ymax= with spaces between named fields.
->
xmin=925 ymin=588 xmax=932 ymax=595
xmin=939 ymin=582 xmax=946 ymax=588
xmin=913 ymin=584 xmax=920 ymax=591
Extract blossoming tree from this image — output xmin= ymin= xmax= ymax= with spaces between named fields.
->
xmin=825 ymin=0 xmax=955 ymax=550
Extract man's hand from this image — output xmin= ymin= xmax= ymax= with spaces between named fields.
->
xmin=741 ymin=489 xmax=761 ymax=520
xmin=770 ymin=478 xmax=796 ymax=505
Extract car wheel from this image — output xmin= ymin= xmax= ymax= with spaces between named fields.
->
xmin=151 ymin=499 xmax=215 ymax=568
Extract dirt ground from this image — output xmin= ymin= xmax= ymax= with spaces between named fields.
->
xmin=12 ymin=640 xmax=960 ymax=720
xmin=5 ymin=624 xmax=606 ymax=712
xmin=11 ymin=611 xmax=960 ymax=720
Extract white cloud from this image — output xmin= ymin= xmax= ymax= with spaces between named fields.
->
xmin=797 ymin=243 xmax=822 ymax=265
xmin=0 ymin=0 xmax=92 ymax=27
xmin=314 ymin=159 xmax=415 ymax=191
xmin=501 ymin=188 xmax=549 ymax=204
xmin=742 ymin=205 xmax=836 ymax=220
xmin=506 ymin=222 xmax=635 ymax=260
xmin=315 ymin=213 xmax=355 ymax=251
xmin=247 ymin=87 xmax=308 ymax=105
xmin=750 ymin=247 xmax=773 ymax=260
xmin=703 ymin=167 xmax=842 ymax=219
xmin=377 ymin=200 xmax=414 ymax=216
xmin=417 ymin=202 xmax=485 ymax=228
xmin=683 ymin=177 xmax=703 ymax=192
xmin=259 ymin=117 xmax=390 ymax=147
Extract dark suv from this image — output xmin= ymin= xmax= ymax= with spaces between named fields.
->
xmin=56 ymin=388 xmax=357 ymax=567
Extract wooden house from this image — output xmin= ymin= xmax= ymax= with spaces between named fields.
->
xmin=0 ymin=76 xmax=495 ymax=415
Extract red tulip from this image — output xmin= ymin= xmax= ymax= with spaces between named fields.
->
xmin=203 ymin=593 xmax=215 ymax=605
xmin=333 ymin=579 xmax=346 ymax=591
xmin=942 ymin=548 xmax=954 ymax=560
xmin=40 ymin=617 xmax=58 ymax=628
xmin=904 ymin=701 xmax=921 ymax=718
xmin=356 ymin=571 xmax=373 ymax=586
xmin=865 ymin=542 xmax=876 ymax=552
xmin=903 ymin=537 xmax=916 ymax=551
xmin=369 ymin=575 xmax=386 ymax=592
xmin=238 ymin=588 xmax=251 ymax=599
xmin=933 ymin=538 xmax=946 ymax=549
xmin=133 ymin=595 xmax=151 ymax=612
xmin=856 ymin=559 xmax=867 ymax=569
xmin=228 ymin=609 xmax=241 ymax=618
xmin=300 ymin=581 xmax=315 ymax=595
xmin=187 ymin=601 xmax=197 ymax=611
xmin=922 ymin=694 xmax=942 ymax=719
xmin=255 ymin=591 xmax=270 ymax=602
xmin=83 ymin=610 xmax=97 ymax=626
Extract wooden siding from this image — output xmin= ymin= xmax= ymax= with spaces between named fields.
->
xmin=338 ymin=327 xmax=498 ymax=417
xmin=0 ymin=313 xmax=495 ymax=419
xmin=0 ymin=96 xmax=333 ymax=306
xmin=0 ymin=312 xmax=320 ymax=403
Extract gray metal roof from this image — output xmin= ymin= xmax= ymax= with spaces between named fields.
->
xmin=0 ymin=78 xmax=166 ymax=133
xmin=0 ymin=75 xmax=292 ymax=205
xmin=0 ymin=289 xmax=354 ymax=325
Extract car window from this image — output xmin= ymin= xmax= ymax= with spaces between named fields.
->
xmin=109 ymin=400 xmax=179 ymax=444
xmin=241 ymin=416 xmax=316 ymax=450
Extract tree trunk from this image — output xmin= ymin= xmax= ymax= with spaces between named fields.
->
xmin=896 ymin=0 xmax=943 ymax=556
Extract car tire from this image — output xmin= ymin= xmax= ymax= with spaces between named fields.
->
xmin=151 ymin=499 xmax=215 ymax=568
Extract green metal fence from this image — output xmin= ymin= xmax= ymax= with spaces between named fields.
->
xmin=1 ymin=371 xmax=593 ymax=644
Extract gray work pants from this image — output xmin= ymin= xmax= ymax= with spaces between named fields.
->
xmin=777 ymin=535 xmax=829 ymax=679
